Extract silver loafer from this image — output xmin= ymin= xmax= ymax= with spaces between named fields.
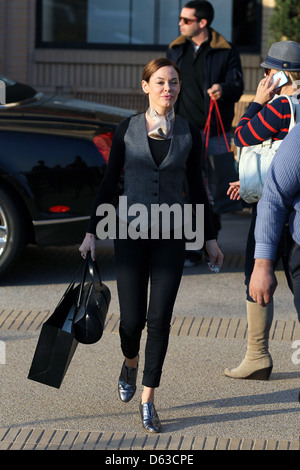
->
xmin=139 ymin=402 xmax=161 ymax=433
xmin=118 ymin=361 xmax=138 ymax=403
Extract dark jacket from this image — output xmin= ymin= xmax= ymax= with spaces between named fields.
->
xmin=167 ymin=28 xmax=244 ymax=134
xmin=120 ymin=113 xmax=192 ymax=231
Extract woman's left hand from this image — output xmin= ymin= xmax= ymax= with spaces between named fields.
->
xmin=254 ymin=72 xmax=280 ymax=106
xmin=205 ymin=239 xmax=224 ymax=270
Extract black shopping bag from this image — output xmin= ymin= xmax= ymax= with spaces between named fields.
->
xmin=28 ymin=278 xmax=80 ymax=389
xmin=73 ymin=253 xmax=111 ymax=345
xmin=203 ymin=97 xmax=242 ymax=214
xmin=207 ymin=151 xmax=242 ymax=213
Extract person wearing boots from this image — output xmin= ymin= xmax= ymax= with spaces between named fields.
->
xmin=249 ymin=121 xmax=300 ymax=320
xmin=249 ymin=123 xmax=300 ymax=402
xmin=225 ymin=41 xmax=300 ymax=380
xmin=79 ymin=58 xmax=223 ymax=432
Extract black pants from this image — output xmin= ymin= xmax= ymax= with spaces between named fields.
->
xmin=114 ymin=235 xmax=186 ymax=388
xmin=289 ymin=242 xmax=300 ymax=322
xmin=245 ymin=205 xmax=293 ymax=302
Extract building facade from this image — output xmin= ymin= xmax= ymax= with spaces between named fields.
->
xmin=0 ymin=0 xmax=276 ymax=110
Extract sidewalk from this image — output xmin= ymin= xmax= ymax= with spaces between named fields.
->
xmin=1 ymin=212 xmax=299 ymax=451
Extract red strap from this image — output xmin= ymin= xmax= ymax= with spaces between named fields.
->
xmin=214 ymin=98 xmax=230 ymax=152
xmin=203 ymin=97 xmax=214 ymax=159
xmin=203 ymin=96 xmax=230 ymax=159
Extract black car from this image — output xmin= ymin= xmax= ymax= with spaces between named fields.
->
xmin=0 ymin=75 xmax=133 ymax=276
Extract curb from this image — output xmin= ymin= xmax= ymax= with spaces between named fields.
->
xmin=1 ymin=309 xmax=300 ymax=341
xmin=1 ymin=426 xmax=299 ymax=450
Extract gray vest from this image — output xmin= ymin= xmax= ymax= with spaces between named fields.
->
xmin=117 ymin=113 xmax=193 ymax=232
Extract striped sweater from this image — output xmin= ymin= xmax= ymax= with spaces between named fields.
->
xmin=234 ymin=95 xmax=292 ymax=147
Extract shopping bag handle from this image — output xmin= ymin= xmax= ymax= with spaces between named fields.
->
xmin=76 ymin=252 xmax=104 ymax=308
xmin=55 ymin=260 xmax=83 ymax=309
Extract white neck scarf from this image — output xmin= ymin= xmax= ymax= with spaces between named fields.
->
xmin=147 ymin=107 xmax=175 ymax=140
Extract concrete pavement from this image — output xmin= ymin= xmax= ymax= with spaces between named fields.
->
xmin=0 ymin=212 xmax=299 ymax=451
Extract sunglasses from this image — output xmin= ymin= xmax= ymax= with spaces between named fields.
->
xmin=178 ymin=16 xmax=198 ymax=25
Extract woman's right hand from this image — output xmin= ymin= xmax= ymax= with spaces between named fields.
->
xmin=227 ymin=180 xmax=241 ymax=200
xmin=79 ymin=233 xmax=96 ymax=261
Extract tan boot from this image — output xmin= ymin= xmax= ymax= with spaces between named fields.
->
xmin=224 ymin=300 xmax=273 ymax=380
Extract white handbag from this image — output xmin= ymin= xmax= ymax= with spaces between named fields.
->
xmin=238 ymin=94 xmax=300 ymax=204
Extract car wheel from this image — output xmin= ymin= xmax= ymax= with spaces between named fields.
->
xmin=0 ymin=187 xmax=26 ymax=276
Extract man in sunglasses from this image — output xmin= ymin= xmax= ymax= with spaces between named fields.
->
xmin=167 ymin=1 xmax=244 ymax=263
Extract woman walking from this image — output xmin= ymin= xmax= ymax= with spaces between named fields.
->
xmin=79 ymin=58 xmax=223 ymax=432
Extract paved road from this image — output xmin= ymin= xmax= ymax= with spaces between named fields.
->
xmin=0 ymin=211 xmax=295 ymax=320
xmin=1 ymin=212 xmax=299 ymax=451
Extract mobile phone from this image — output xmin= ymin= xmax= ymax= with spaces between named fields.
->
xmin=270 ymin=70 xmax=288 ymax=88
xmin=208 ymin=262 xmax=220 ymax=273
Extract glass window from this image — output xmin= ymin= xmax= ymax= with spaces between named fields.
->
xmin=40 ymin=0 xmax=87 ymax=43
xmin=87 ymin=0 xmax=130 ymax=44
xmin=131 ymin=0 xmax=155 ymax=45
xmin=232 ymin=0 xmax=262 ymax=53
xmin=36 ymin=0 xmax=261 ymax=53
xmin=160 ymin=0 xmax=184 ymax=45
